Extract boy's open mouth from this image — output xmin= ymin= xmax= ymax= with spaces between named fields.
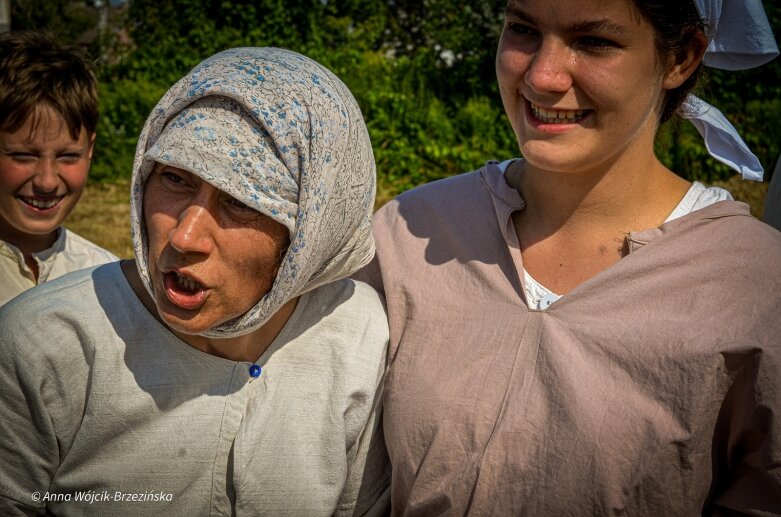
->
xmin=17 ymin=195 xmax=65 ymax=210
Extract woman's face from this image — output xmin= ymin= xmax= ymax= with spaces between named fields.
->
xmin=143 ymin=165 xmax=289 ymax=335
xmin=496 ymin=0 xmax=680 ymax=174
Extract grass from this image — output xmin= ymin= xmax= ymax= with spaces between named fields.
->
xmin=65 ymin=181 xmax=133 ymax=258
xmin=65 ymin=177 xmax=772 ymax=259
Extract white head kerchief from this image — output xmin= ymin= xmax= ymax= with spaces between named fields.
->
xmin=683 ymin=0 xmax=779 ymax=180
xmin=130 ymin=47 xmax=376 ymax=338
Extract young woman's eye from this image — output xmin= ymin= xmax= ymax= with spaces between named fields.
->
xmin=578 ymin=36 xmax=620 ymax=51
xmin=506 ymin=22 xmax=538 ymax=38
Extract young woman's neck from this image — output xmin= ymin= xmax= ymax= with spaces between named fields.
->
xmin=513 ymin=142 xmax=690 ymax=234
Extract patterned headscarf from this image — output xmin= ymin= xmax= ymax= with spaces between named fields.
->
xmin=130 ymin=47 xmax=376 ymax=338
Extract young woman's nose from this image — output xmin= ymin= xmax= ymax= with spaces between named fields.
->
xmin=524 ymin=38 xmax=574 ymax=94
xmin=167 ymin=195 xmax=217 ymax=255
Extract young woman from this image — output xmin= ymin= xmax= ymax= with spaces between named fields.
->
xmin=357 ymin=0 xmax=781 ymax=513
xmin=0 ymin=48 xmax=389 ymax=516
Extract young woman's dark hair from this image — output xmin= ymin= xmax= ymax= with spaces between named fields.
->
xmin=632 ymin=0 xmax=707 ymax=122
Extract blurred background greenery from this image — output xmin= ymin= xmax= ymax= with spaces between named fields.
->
xmin=7 ymin=0 xmax=781 ymax=255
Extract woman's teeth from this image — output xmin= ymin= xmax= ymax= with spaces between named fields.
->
xmin=531 ymin=103 xmax=585 ymax=124
xmin=20 ymin=196 xmax=63 ymax=209
xmin=175 ymin=273 xmax=200 ymax=292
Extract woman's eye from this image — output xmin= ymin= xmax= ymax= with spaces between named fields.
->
xmin=228 ymin=197 xmax=253 ymax=212
xmin=161 ymin=171 xmax=185 ymax=184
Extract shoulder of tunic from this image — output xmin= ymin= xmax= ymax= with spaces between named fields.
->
xmin=61 ymin=229 xmax=120 ymax=264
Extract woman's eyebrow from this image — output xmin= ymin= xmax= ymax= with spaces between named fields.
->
xmin=504 ymin=4 xmax=629 ymax=36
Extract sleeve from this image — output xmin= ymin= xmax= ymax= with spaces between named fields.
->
xmin=705 ymin=346 xmax=781 ymax=515
xmin=333 ymin=286 xmax=391 ymax=517
xmin=335 ymin=374 xmax=391 ymax=517
xmin=0 ymin=298 xmax=89 ymax=516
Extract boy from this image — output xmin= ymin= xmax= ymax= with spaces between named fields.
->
xmin=0 ymin=31 xmax=117 ymax=306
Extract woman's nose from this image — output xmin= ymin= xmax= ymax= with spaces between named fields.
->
xmin=168 ymin=204 xmax=215 ymax=256
xmin=524 ymin=39 xmax=573 ymax=94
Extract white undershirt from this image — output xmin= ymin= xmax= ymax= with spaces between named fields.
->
xmin=495 ymin=160 xmax=734 ymax=309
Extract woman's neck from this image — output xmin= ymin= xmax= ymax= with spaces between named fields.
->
xmin=121 ymin=259 xmax=298 ymax=363
xmin=172 ymin=297 xmax=299 ymax=362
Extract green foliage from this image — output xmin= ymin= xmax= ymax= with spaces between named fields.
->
xmin=9 ymin=0 xmax=97 ymax=44
xmin=11 ymin=0 xmax=779 ymax=191
xmin=90 ymin=78 xmax=169 ymax=182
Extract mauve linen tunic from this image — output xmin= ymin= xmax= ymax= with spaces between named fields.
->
xmin=357 ymin=162 xmax=781 ymax=515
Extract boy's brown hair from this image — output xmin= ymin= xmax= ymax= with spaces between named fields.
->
xmin=0 ymin=31 xmax=98 ymax=139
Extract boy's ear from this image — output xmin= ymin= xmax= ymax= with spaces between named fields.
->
xmin=88 ymin=132 xmax=96 ymax=160
xmin=662 ymin=31 xmax=707 ymax=90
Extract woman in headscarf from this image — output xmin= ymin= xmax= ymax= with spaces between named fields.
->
xmin=357 ymin=0 xmax=781 ymax=514
xmin=0 ymin=47 xmax=389 ymax=516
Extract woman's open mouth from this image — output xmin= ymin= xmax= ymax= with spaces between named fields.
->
xmin=163 ymin=271 xmax=208 ymax=309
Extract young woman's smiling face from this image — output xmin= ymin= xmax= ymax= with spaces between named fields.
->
xmin=143 ymin=165 xmax=289 ymax=336
xmin=496 ymin=0 xmax=686 ymax=175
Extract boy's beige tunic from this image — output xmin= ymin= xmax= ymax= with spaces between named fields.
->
xmin=358 ymin=163 xmax=781 ymax=515
xmin=0 ymin=228 xmax=117 ymax=306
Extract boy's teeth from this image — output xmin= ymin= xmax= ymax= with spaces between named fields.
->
xmin=22 ymin=196 xmax=62 ymax=209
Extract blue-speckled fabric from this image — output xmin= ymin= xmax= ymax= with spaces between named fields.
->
xmin=130 ymin=47 xmax=376 ymax=338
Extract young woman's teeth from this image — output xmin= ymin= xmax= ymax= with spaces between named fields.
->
xmin=532 ymin=104 xmax=585 ymax=124
xmin=175 ymin=273 xmax=200 ymax=292
xmin=21 ymin=196 xmax=62 ymax=209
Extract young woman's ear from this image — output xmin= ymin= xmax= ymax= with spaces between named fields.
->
xmin=663 ymin=30 xmax=708 ymax=90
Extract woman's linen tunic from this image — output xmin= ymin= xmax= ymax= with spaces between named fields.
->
xmin=357 ymin=162 xmax=781 ymax=515
xmin=0 ymin=262 xmax=390 ymax=516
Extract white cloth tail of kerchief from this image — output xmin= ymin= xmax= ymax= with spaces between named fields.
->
xmin=682 ymin=95 xmax=763 ymax=181
xmin=130 ymin=47 xmax=376 ymax=338
xmin=693 ymin=0 xmax=779 ymax=70
xmin=686 ymin=0 xmax=779 ymax=181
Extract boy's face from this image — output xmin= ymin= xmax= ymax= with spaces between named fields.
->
xmin=0 ymin=105 xmax=94 ymax=253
